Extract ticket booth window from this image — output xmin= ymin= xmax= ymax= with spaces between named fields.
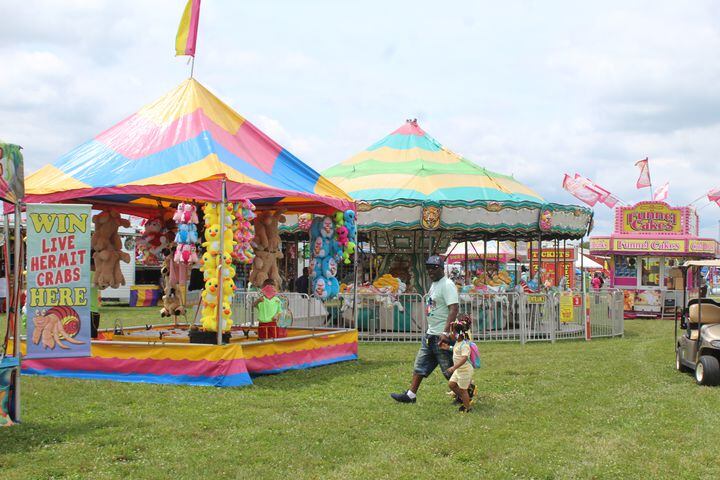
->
xmin=641 ymin=257 xmax=661 ymax=287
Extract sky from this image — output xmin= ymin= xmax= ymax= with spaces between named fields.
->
xmin=2 ymin=0 xmax=720 ymax=237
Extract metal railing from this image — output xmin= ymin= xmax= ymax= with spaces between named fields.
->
xmin=209 ymin=288 xmax=625 ymax=344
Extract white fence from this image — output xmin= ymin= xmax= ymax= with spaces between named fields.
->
xmin=224 ymin=288 xmax=624 ymax=344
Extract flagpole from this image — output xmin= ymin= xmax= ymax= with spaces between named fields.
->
xmin=690 ymin=191 xmax=713 ymax=205
xmin=647 ymin=157 xmax=653 ymax=202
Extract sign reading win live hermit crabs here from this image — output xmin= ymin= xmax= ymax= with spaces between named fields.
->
xmin=25 ymin=204 xmax=92 ymax=359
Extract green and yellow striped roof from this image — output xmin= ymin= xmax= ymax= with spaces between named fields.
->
xmin=323 ymin=120 xmax=543 ymax=206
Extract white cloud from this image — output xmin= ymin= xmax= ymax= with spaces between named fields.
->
xmin=2 ymin=0 xmax=720 ymax=238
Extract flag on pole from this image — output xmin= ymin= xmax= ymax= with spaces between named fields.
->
xmin=562 ymin=174 xmax=601 ymax=206
xmin=573 ymin=174 xmax=619 ymax=208
xmin=635 ymin=158 xmax=651 ymax=189
xmin=175 ymin=0 xmax=202 ymax=57
xmin=653 ymin=182 xmax=669 ymax=201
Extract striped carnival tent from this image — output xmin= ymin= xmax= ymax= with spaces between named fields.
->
xmin=25 ymin=78 xmax=353 ymax=215
xmin=320 ymin=119 xmax=591 ymax=243
xmin=324 ymin=120 xmax=544 ymax=205
xmin=315 ymin=119 xmax=592 ymax=292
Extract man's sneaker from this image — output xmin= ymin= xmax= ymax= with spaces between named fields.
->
xmin=390 ymin=392 xmax=416 ymax=403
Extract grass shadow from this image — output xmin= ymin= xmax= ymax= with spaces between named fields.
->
xmin=0 ymin=418 xmax=120 ymax=456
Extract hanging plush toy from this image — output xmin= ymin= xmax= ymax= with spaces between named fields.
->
xmin=313 ymin=276 xmax=329 ymax=300
xmin=298 ymin=213 xmax=313 ymax=232
xmin=92 ymin=210 xmax=131 ymax=289
xmin=322 ymin=256 xmax=338 ymax=279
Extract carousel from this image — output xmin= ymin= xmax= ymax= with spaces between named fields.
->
xmin=17 ymin=78 xmax=359 ymax=387
xmin=319 ymin=119 xmax=593 ymax=294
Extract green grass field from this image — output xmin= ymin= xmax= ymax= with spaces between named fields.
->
xmin=2 ymin=310 xmax=719 ymax=479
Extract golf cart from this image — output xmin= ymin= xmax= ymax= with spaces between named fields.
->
xmin=675 ymin=260 xmax=720 ymax=386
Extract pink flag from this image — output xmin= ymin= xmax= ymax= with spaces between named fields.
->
xmin=653 ymin=182 xmax=669 ymax=201
xmin=574 ymin=174 xmax=618 ymax=208
xmin=635 ymin=158 xmax=651 ymax=189
xmin=175 ymin=0 xmax=202 ymax=57
xmin=603 ymin=194 xmax=620 ymax=208
xmin=562 ymin=174 xmax=601 ymax=206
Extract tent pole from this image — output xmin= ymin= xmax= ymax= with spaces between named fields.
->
xmin=2 ymin=212 xmax=12 ymax=356
xmin=555 ymin=239 xmax=559 ymax=287
xmin=529 ymin=241 xmax=533 ymax=278
xmin=514 ymin=241 xmax=518 ymax=287
xmin=538 ymin=236 xmax=543 ymax=288
xmin=352 ymin=234 xmax=359 ymax=331
xmin=216 ymin=179 xmax=226 ymax=346
xmin=483 ymin=237 xmax=487 ymax=276
xmin=464 ymin=239 xmax=469 ymax=284
xmin=12 ymin=201 xmax=22 ymax=421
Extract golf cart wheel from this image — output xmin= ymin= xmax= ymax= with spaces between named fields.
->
xmin=695 ymin=355 xmax=720 ymax=386
xmin=676 ymin=350 xmax=690 ymax=373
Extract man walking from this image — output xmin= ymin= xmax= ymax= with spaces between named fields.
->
xmin=391 ymin=255 xmax=459 ymax=403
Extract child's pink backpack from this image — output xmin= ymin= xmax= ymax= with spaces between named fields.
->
xmin=468 ymin=341 xmax=482 ymax=368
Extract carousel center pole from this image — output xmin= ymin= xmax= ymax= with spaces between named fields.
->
xmin=216 ymin=178 xmax=227 ymax=346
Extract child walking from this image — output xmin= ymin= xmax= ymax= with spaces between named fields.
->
xmin=442 ymin=316 xmax=475 ymax=412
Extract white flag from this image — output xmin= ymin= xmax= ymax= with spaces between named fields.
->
xmin=653 ymin=182 xmax=669 ymax=201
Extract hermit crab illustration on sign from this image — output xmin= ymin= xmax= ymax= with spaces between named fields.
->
xmin=31 ymin=306 xmax=85 ymax=350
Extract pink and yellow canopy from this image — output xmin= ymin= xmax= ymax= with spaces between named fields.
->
xmin=25 ymin=79 xmax=353 ymax=215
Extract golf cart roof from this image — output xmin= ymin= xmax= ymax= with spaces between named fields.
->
xmin=682 ymin=260 xmax=720 ymax=268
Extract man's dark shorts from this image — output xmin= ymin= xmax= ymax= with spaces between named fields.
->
xmin=413 ymin=334 xmax=453 ymax=379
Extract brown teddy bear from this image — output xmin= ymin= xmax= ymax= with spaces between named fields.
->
xmin=92 ymin=210 xmax=131 ymax=290
xmin=249 ymin=210 xmax=285 ymax=287
xmin=160 ymin=288 xmax=185 ymax=317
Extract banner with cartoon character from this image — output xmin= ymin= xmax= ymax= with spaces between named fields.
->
xmin=26 ymin=204 xmax=92 ymax=358
xmin=0 ymin=142 xmax=25 ymax=204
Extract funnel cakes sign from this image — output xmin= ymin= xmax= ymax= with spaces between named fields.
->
xmin=620 ymin=202 xmax=683 ymax=234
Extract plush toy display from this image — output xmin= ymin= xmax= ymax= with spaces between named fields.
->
xmin=248 ymin=210 xmax=285 ymax=287
xmin=136 ymin=217 xmax=170 ymax=265
xmin=199 ymin=201 xmax=239 ymax=333
xmin=308 ymin=212 xmax=352 ymax=300
xmin=233 ymin=199 xmax=256 ymax=265
xmin=91 ymin=210 xmax=131 ymax=290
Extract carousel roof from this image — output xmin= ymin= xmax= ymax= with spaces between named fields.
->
xmin=322 ymin=119 xmax=544 ymax=206
xmin=25 ymin=78 xmax=353 ymax=215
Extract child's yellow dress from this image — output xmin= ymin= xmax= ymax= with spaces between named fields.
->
xmin=450 ymin=340 xmax=474 ymax=389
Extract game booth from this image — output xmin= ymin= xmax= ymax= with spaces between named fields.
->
xmin=16 ymin=78 xmax=359 ymax=387
xmin=590 ymin=201 xmax=719 ymax=318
